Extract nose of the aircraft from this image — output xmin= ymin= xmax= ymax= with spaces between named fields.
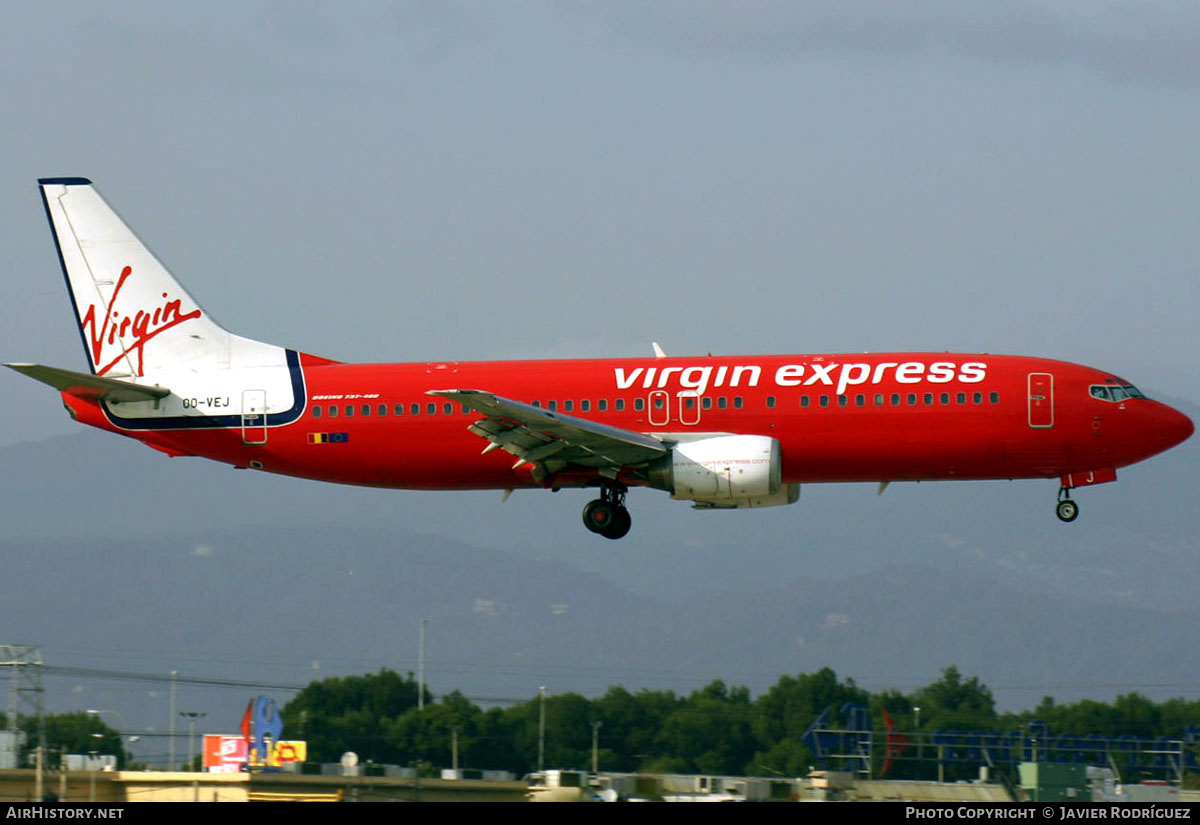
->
xmin=1157 ymin=402 xmax=1194 ymax=451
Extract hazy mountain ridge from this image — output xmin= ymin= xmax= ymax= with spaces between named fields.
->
xmin=0 ymin=411 xmax=1196 ymax=723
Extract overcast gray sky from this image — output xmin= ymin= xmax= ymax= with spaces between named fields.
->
xmin=3 ymin=0 xmax=1198 ymax=446
xmin=4 ymin=3 xmax=1200 ymax=743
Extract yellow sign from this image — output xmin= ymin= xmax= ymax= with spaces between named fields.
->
xmin=248 ymin=740 xmax=308 ymax=768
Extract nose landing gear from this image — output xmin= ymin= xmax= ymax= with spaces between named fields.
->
xmin=583 ymin=482 xmax=632 ymax=539
xmin=1055 ymin=487 xmax=1079 ymax=522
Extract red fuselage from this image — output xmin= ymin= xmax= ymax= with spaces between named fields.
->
xmin=66 ymin=352 xmax=1194 ymax=493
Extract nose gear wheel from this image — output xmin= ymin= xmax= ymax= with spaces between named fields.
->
xmin=1055 ymin=487 xmax=1079 ymax=522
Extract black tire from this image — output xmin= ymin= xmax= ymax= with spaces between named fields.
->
xmin=1056 ymin=499 xmax=1079 ymax=522
xmin=601 ymin=506 xmax=632 ymax=540
xmin=582 ymin=499 xmax=616 ymax=534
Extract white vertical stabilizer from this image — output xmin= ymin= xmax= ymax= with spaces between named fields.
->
xmin=38 ymin=178 xmax=282 ymax=378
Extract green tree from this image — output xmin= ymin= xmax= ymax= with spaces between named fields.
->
xmin=384 ymin=690 xmax=483 ymax=770
xmin=281 ymin=669 xmax=430 ymax=763
xmin=912 ymin=666 xmax=996 ymax=730
xmin=657 ymin=680 xmax=756 ymax=775
xmin=748 ymin=667 xmax=869 ymax=776
xmin=22 ymin=713 xmax=125 ymax=768
xmin=500 ymin=691 xmax=597 ymax=773
xmin=591 ymin=685 xmax=681 ymax=771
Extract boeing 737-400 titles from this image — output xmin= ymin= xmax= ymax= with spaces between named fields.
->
xmin=7 ymin=178 xmax=1193 ymax=539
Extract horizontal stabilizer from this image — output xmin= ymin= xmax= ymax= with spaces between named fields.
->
xmin=4 ymin=363 xmax=170 ymax=402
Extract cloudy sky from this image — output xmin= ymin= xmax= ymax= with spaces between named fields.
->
xmin=2 ymin=1 xmax=1198 ymax=446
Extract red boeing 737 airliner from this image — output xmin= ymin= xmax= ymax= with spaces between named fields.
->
xmin=7 ymin=178 xmax=1193 ymax=539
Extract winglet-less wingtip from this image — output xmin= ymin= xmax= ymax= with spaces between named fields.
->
xmin=5 ymin=363 xmax=171 ymax=403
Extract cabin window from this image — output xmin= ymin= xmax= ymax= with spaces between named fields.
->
xmin=580 ymin=400 xmax=590 ymax=412
xmin=460 ymin=405 xmax=469 ymax=414
xmin=427 ymin=403 xmax=436 ymax=415
xmin=685 ymin=396 xmax=696 ymax=410
xmin=733 ymin=397 xmax=744 ymax=409
xmin=378 ymin=404 xmax=387 ymax=416
xmin=653 ymin=396 xmax=664 ymax=410
xmin=361 ymin=405 xmax=371 ymax=416
xmin=616 ymin=399 xmax=625 ymax=411
xmin=972 ymin=392 xmax=982 ymax=404
xmin=444 ymin=403 xmax=453 ymax=415
xmin=634 ymin=398 xmax=644 ymax=411
xmin=940 ymin=393 xmax=950 ymax=405
xmin=328 ymin=406 xmax=338 ymax=418
xmin=548 ymin=401 xmax=557 ymax=411
xmin=393 ymin=404 xmax=403 ymax=415
xmin=765 ymin=396 xmax=776 ymax=409
xmin=345 ymin=405 xmax=354 ymax=417
xmin=532 ymin=401 xmax=541 ymax=407
xmin=923 ymin=393 xmax=933 ymax=405
xmin=718 ymin=397 xmax=728 ymax=410
xmin=819 ymin=395 xmax=829 ymax=408
xmin=837 ymin=395 xmax=847 ymax=407
xmin=312 ymin=405 xmax=322 ymax=418
xmin=702 ymin=397 xmax=712 ymax=410
xmin=990 ymin=392 xmax=999 ymax=404
xmin=564 ymin=400 xmax=574 ymax=412
xmin=874 ymin=394 xmax=884 ymax=406
xmin=907 ymin=393 xmax=916 ymax=405
xmin=411 ymin=403 xmax=420 ymax=415
xmin=956 ymin=392 xmax=966 ymax=404
xmin=855 ymin=394 xmax=865 ymax=407
xmin=800 ymin=396 xmax=810 ymax=408
xmin=598 ymin=399 xmax=608 ymax=411
xmin=891 ymin=394 xmax=900 ymax=406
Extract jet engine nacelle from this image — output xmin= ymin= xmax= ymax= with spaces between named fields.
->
xmin=647 ymin=435 xmax=798 ymax=508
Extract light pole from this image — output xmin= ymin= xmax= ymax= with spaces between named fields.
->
xmin=537 ymin=686 xmax=546 ymax=773
xmin=591 ymin=721 xmax=603 ymax=776
xmin=418 ymin=618 xmax=428 ymax=711
xmin=913 ymin=706 xmax=922 ymax=764
xmin=179 ymin=712 xmax=206 ymax=772
xmin=88 ymin=736 xmax=102 ymax=802
xmin=169 ymin=671 xmax=178 ymax=771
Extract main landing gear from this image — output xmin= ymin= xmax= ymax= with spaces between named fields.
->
xmin=1055 ymin=487 xmax=1079 ymax=523
xmin=582 ymin=482 xmax=632 ymax=540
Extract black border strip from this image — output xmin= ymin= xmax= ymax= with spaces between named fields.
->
xmin=101 ymin=349 xmax=307 ymax=431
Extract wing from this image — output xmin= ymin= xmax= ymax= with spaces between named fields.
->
xmin=427 ymin=389 xmax=667 ymax=480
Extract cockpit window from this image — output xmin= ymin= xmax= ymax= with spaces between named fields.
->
xmin=1090 ymin=383 xmax=1146 ymax=402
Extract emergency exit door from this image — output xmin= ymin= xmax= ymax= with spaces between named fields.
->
xmin=1027 ymin=373 xmax=1054 ymax=428
xmin=242 ymin=390 xmax=267 ymax=445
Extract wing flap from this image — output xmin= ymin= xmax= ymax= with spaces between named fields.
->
xmin=4 ymin=362 xmax=171 ymax=403
xmin=428 ymin=389 xmax=667 ymax=470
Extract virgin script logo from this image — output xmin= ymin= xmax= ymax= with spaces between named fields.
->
xmin=81 ymin=265 xmax=202 ymax=376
